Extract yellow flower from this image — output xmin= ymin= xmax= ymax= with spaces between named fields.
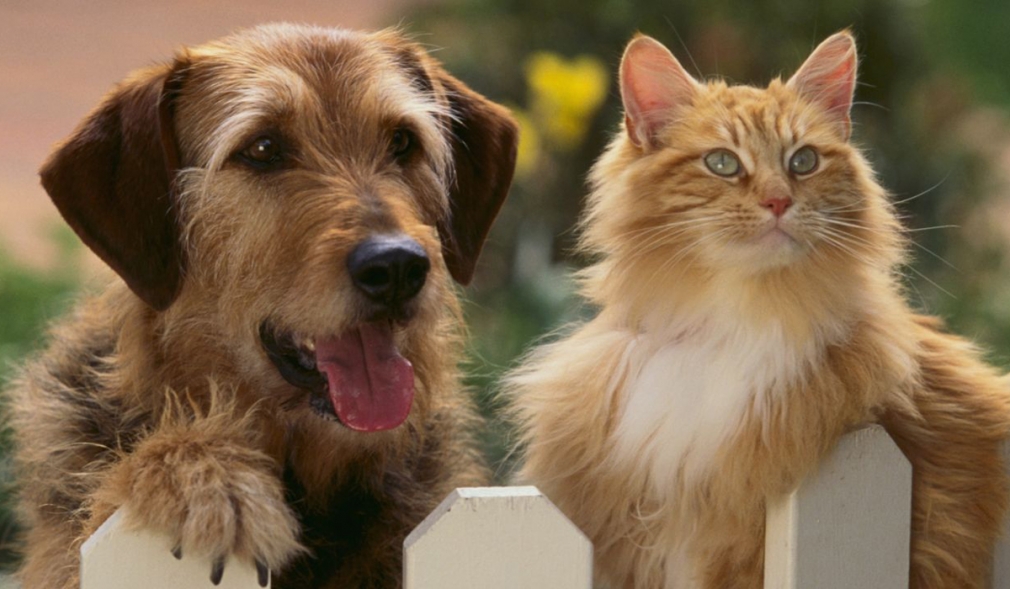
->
xmin=525 ymin=52 xmax=609 ymax=150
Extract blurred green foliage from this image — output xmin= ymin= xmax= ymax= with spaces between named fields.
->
xmin=0 ymin=249 xmax=79 ymax=568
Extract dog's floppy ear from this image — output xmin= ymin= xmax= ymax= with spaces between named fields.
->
xmin=430 ymin=66 xmax=519 ymax=286
xmin=39 ymin=60 xmax=188 ymax=311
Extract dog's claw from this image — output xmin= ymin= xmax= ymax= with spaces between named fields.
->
xmin=210 ymin=557 xmax=225 ymax=585
xmin=171 ymin=545 xmax=182 ymax=560
xmin=256 ymin=560 xmax=269 ymax=587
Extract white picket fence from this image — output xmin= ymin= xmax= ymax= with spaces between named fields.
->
xmin=43 ymin=425 xmax=1010 ymax=587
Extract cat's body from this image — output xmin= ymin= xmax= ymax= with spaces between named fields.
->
xmin=508 ymin=32 xmax=1010 ymax=588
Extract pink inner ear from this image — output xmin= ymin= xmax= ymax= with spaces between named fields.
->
xmin=823 ymin=58 xmax=855 ymax=113
xmin=620 ymin=36 xmax=698 ymax=147
xmin=788 ymin=33 xmax=858 ymax=137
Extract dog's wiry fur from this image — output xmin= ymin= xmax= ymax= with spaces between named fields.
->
xmin=7 ymin=23 xmax=517 ymax=588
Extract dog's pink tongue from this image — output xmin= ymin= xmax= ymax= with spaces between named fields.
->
xmin=315 ymin=323 xmax=414 ymax=432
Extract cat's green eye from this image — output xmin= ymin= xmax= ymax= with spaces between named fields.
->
xmin=704 ymin=149 xmax=741 ymax=177
xmin=789 ymin=146 xmax=819 ymax=175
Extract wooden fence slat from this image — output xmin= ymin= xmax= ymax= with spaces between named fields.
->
xmin=403 ymin=486 xmax=592 ymax=589
xmin=764 ymin=425 xmax=912 ymax=589
xmin=80 ymin=509 xmax=268 ymax=589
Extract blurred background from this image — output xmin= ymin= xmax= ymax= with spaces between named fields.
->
xmin=2 ymin=0 xmax=1010 ymax=575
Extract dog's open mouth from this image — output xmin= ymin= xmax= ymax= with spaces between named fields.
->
xmin=260 ymin=321 xmax=414 ymax=432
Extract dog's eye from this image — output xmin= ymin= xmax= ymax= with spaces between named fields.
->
xmin=240 ymin=136 xmax=283 ymax=168
xmin=391 ymin=128 xmax=414 ymax=159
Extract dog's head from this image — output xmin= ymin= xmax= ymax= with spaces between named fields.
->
xmin=40 ymin=24 xmax=518 ymax=433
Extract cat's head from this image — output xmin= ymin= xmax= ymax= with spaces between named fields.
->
xmin=582 ymin=31 xmax=904 ymax=302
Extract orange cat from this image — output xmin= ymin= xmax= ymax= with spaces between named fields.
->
xmin=507 ymin=31 xmax=1010 ymax=588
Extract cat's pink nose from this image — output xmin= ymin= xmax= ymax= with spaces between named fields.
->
xmin=761 ymin=196 xmax=793 ymax=218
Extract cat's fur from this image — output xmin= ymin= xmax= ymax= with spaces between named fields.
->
xmin=507 ymin=31 xmax=1010 ymax=588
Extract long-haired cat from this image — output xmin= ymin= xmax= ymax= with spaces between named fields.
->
xmin=507 ymin=31 xmax=1010 ymax=588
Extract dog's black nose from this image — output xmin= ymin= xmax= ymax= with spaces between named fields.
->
xmin=347 ymin=235 xmax=430 ymax=306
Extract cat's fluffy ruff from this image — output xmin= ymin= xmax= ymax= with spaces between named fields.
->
xmin=508 ymin=32 xmax=1010 ymax=588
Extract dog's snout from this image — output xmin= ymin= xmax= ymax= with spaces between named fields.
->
xmin=347 ymin=235 xmax=430 ymax=306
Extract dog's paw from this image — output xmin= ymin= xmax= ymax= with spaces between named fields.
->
xmin=106 ymin=433 xmax=303 ymax=582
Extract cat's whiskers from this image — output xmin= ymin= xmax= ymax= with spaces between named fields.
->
xmin=634 ymin=227 xmax=734 ymax=305
xmin=810 ymin=237 xmax=876 ymax=271
xmin=629 ymin=217 xmax=726 ymax=258
xmin=814 ymin=223 xmax=878 ymax=249
xmin=618 ymin=215 xmax=724 ymax=243
xmin=819 ymin=203 xmax=913 ymax=224
xmin=891 ymin=174 xmax=950 ymax=207
xmin=850 ymin=100 xmax=888 ymax=112
xmin=823 ymin=215 xmax=962 ymax=277
xmin=904 ymin=264 xmax=957 ymax=299
xmin=909 ymin=240 xmax=961 ymax=273
xmin=818 ymin=203 xmax=872 ymax=214
xmin=594 ymin=216 xmax=716 ymax=255
xmin=818 ymin=216 xmax=897 ymax=247
xmin=656 ymin=229 xmax=735 ymax=289
xmin=819 ymin=217 xmax=878 ymax=234
xmin=623 ymin=224 xmax=704 ymax=260
xmin=811 ymin=227 xmax=879 ymax=267
xmin=905 ymin=225 xmax=960 ymax=233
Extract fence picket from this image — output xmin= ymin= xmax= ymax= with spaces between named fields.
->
xmin=403 ymin=486 xmax=592 ymax=588
xmin=763 ymin=424 xmax=912 ymax=588
xmin=80 ymin=509 xmax=267 ymax=589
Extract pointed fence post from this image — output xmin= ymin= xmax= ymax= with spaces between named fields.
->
xmin=80 ymin=509 xmax=268 ymax=589
xmin=403 ymin=486 xmax=592 ymax=589
xmin=764 ymin=425 xmax=912 ymax=589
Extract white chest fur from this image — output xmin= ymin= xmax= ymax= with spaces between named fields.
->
xmin=610 ymin=318 xmax=817 ymax=496
xmin=607 ymin=318 xmax=819 ymax=588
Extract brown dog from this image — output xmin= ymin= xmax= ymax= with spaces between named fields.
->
xmin=6 ymin=23 xmax=517 ymax=588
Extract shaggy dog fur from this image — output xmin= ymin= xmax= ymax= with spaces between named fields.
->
xmin=6 ymin=23 xmax=517 ymax=589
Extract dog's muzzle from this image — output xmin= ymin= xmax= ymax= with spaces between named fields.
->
xmin=259 ymin=234 xmax=429 ymax=432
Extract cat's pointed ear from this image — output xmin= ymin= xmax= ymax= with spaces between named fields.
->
xmin=620 ymin=34 xmax=700 ymax=148
xmin=788 ymin=31 xmax=858 ymax=140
